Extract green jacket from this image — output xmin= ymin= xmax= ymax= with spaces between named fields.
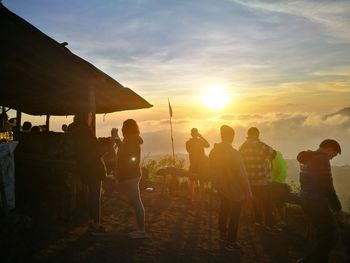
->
xmin=271 ymin=151 xmax=287 ymax=184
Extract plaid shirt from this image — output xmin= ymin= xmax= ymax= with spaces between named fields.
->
xmin=239 ymin=139 xmax=276 ymax=186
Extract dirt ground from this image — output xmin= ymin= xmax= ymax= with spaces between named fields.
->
xmin=1 ymin=179 xmax=348 ymax=263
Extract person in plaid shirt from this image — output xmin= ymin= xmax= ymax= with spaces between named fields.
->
xmin=239 ymin=127 xmax=276 ymax=228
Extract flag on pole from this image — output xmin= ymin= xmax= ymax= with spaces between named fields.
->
xmin=168 ymin=98 xmax=175 ymax=165
xmin=168 ymin=98 xmax=173 ymax=118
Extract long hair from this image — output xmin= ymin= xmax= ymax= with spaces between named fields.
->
xmin=122 ymin=119 xmax=140 ymax=138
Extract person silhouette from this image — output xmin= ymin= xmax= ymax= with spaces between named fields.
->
xmin=185 ymin=128 xmax=210 ymax=201
xmin=209 ymin=125 xmax=252 ymax=251
xmin=239 ymin=127 xmax=276 ymax=229
xmin=114 ymin=119 xmax=146 ymax=239
xmin=297 ymin=139 xmax=342 ymax=263
xmin=72 ymin=112 xmax=107 ymax=235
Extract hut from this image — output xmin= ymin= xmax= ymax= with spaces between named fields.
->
xmin=0 ymin=3 xmax=152 ymax=217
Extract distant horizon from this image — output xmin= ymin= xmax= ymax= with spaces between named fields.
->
xmin=141 ymin=152 xmax=350 ymax=167
xmin=6 ymin=104 xmax=349 ymax=166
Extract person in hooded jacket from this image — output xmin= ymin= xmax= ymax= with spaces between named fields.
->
xmin=114 ymin=119 xmax=146 ymax=239
xmin=209 ymin=125 xmax=252 ymax=251
xmin=297 ymin=139 xmax=342 ymax=263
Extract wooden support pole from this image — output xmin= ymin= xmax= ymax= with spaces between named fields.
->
xmin=46 ymin=115 xmax=50 ymax=132
xmin=88 ymin=87 xmax=96 ymax=135
xmin=14 ymin=110 xmax=21 ymax=141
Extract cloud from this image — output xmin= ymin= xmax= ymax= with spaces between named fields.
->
xmin=303 ymin=113 xmax=350 ymax=127
xmin=324 ymin=115 xmax=350 ymax=126
xmin=219 ymin=114 xmax=265 ymax=121
xmin=31 ymin=108 xmax=349 ymax=165
xmin=159 ymin=118 xmax=190 ymax=125
xmin=137 ymin=110 xmax=350 ymax=165
xmin=232 ymin=0 xmax=350 ymax=42
xmin=313 ymin=65 xmax=350 ymax=78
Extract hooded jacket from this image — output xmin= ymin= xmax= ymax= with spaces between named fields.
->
xmin=115 ymin=135 xmax=143 ymax=182
xmin=209 ymin=142 xmax=251 ymax=202
xmin=297 ymin=150 xmax=341 ymax=211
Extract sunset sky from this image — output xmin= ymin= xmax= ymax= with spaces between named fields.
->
xmin=4 ymin=0 xmax=350 ymax=164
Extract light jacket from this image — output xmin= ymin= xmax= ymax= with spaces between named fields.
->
xmin=209 ymin=142 xmax=252 ymax=202
xmin=271 ymin=151 xmax=288 ymax=184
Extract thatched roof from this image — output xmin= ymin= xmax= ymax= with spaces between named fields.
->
xmin=0 ymin=3 xmax=152 ymax=116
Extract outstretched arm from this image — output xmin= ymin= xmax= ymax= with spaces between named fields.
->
xmin=199 ymin=134 xmax=210 ymax=148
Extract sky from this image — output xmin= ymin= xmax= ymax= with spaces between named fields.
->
xmin=3 ymin=0 xmax=350 ymax=164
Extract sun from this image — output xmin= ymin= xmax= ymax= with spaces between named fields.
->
xmin=201 ymin=87 xmax=229 ymax=109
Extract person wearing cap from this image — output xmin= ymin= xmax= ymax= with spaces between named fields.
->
xmin=186 ymin=128 xmax=210 ymax=201
xmin=297 ymin=139 xmax=342 ymax=263
xmin=239 ymin=127 xmax=276 ymax=228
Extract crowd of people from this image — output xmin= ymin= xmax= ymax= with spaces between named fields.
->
xmin=69 ymin=109 xmax=343 ymax=262
xmin=68 ymin=109 xmax=343 ymax=262
xmin=186 ymin=125 xmax=343 ymax=263
xmin=4 ymin=110 xmax=342 ymax=263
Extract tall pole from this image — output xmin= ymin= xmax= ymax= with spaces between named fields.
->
xmin=88 ymin=87 xmax=96 ymax=135
xmin=168 ymin=99 xmax=175 ymax=165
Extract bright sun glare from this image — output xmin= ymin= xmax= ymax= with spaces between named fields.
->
xmin=201 ymin=87 xmax=229 ymax=109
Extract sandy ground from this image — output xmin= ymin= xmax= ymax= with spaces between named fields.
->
xmin=1 ymin=179 xmax=348 ymax=263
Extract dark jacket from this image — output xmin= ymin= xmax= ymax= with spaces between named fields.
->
xmin=186 ymin=137 xmax=209 ymax=174
xmin=297 ymin=150 xmax=341 ymax=211
xmin=116 ymin=135 xmax=143 ymax=182
xmin=209 ymin=142 xmax=251 ymax=202
xmin=72 ymin=124 xmax=105 ymax=182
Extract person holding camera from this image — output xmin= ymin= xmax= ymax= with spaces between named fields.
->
xmin=186 ymin=128 xmax=210 ymax=202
